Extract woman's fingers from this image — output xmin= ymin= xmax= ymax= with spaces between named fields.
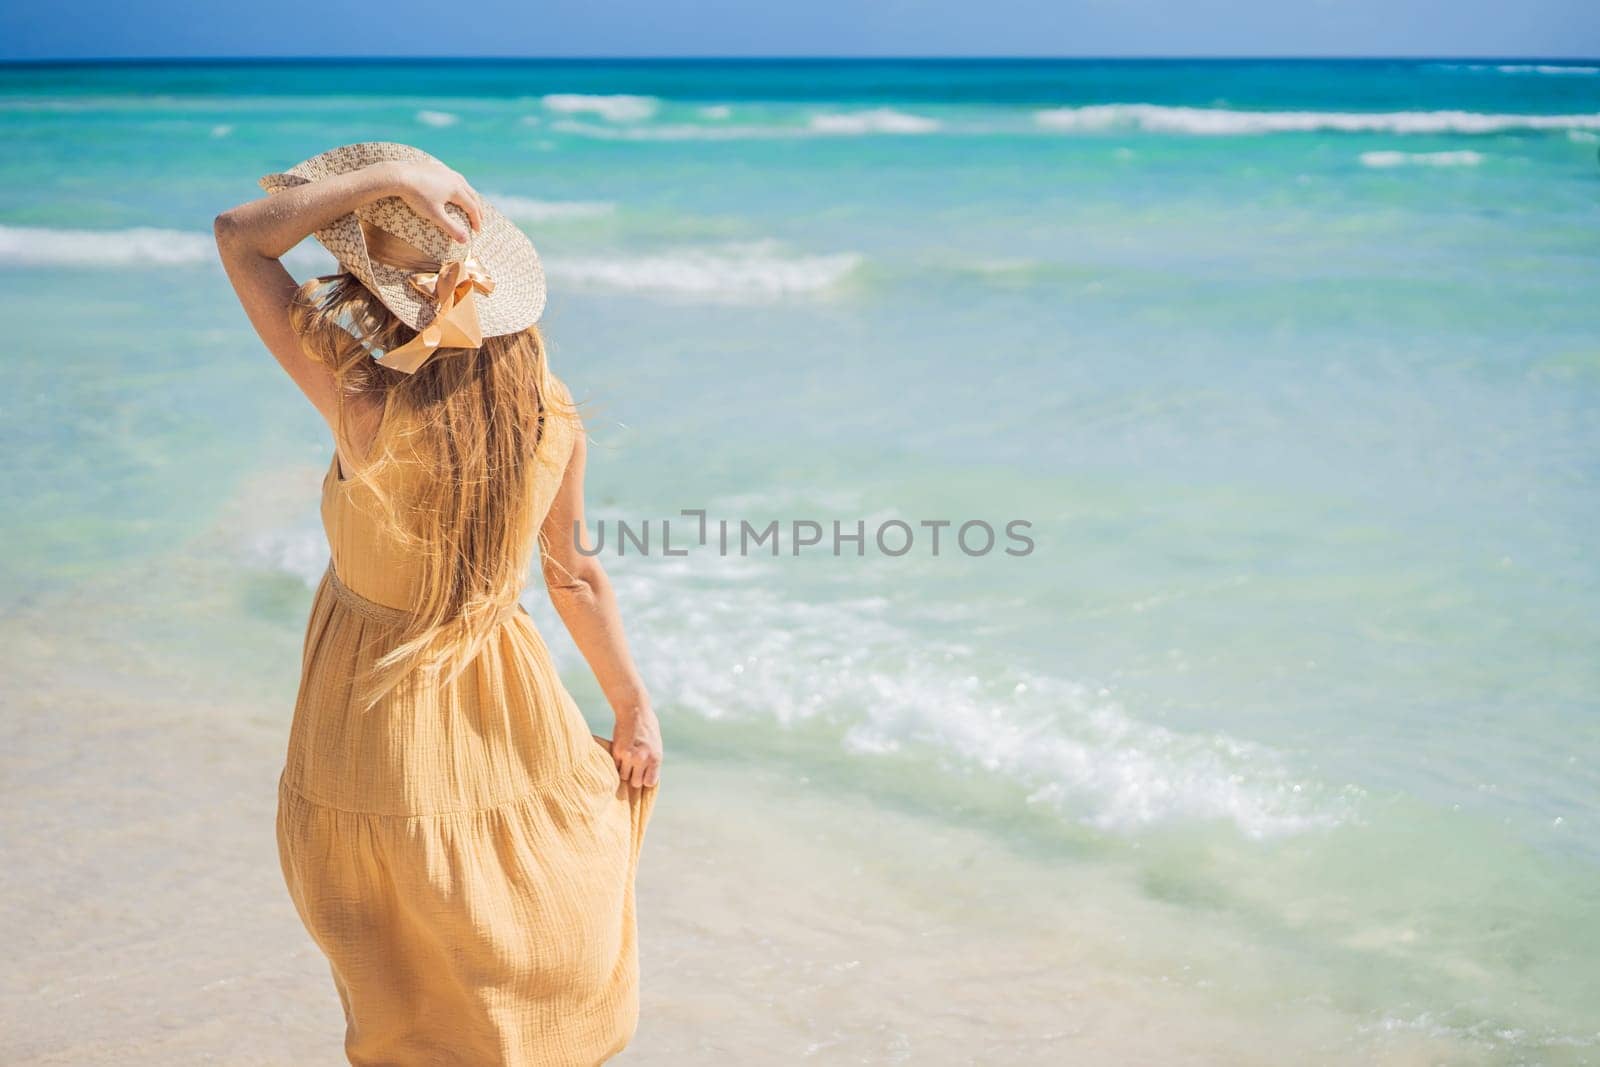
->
xmin=433 ymin=188 xmax=480 ymax=243
xmin=426 ymin=202 xmax=470 ymax=243
xmin=395 ymin=161 xmax=481 ymax=241
xmin=613 ymin=749 xmax=661 ymax=789
xmin=455 ymin=184 xmax=484 ymax=233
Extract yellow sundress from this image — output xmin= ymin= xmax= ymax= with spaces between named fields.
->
xmin=275 ymin=379 xmax=656 ymax=1065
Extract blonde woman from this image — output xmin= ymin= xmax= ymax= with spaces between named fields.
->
xmin=213 ymin=142 xmax=662 ymax=1065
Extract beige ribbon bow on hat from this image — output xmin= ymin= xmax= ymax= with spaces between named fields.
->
xmin=362 ymin=222 xmax=496 ymax=375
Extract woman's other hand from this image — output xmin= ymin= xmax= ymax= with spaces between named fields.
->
xmin=611 ymin=707 xmax=663 ymax=789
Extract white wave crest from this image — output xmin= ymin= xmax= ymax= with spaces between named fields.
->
xmin=0 ymin=224 xmax=213 ymax=266
xmin=1494 ymin=64 xmax=1600 ymax=76
xmin=1034 ymin=103 xmax=1600 ymax=135
xmin=489 ymin=195 xmax=616 ymax=222
xmin=549 ymin=119 xmax=787 ymax=141
xmin=885 ymin=674 xmax=1340 ymax=838
xmin=807 ymin=108 xmax=941 ymax=134
xmin=247 ymin=525 xmax=329 ymax=587
xmin=0 ymin=225 xmax=340 ymax=272
xmin=547 ymin=241 xmax=861 ymax=299
xmin=597 ymin=558 xmax=1343 ymax=839
xmin=415 ymin=109 xmax=459 ymax=127
xmin=1439 ymin=62 xmax=1600 ymax=76
xmin=242 ymin=518 xmax=1345 ymax=840
xmin=551 ymin=109 xmax=940 ymax=141
xmin=542 ymin=93 xmax=658 ymax=122
xmin=1359 ymin=150 xmax=1485 ymax=168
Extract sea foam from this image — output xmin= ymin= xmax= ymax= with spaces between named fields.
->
xmin=586 ymin=556 xmax=1344 ymax=839
xmin=549 ymin=120 xmax=788 ymax=141
xmin=1034 ymin=103 xmax=1600 ymax=135
xmin=1359 ymin=150 xmax=1485 ymax=168
xmin=0 ymin=224 xmax=213 ymax=266
xmin=550 ymin=108 xmax=941 ymax=141
xmin=1436 ymin=62 xmax=1600 ymax=76
xmin=243 ymin=522 xmax=1342 ymax=841
xmin=415 ymin=109 xmax=458 ymax=127
xmin=807 ymin=108 xmax=941 ymax=134
xmin=0 ymin=225 xmax=342 ymax=272
xmin=1492 ymin=64 xmax=1600 ymax=76
xmin=542 ymin=93 xmax=658 ymax=122
xmin=547 ymin=241 xmax=862 ymax=299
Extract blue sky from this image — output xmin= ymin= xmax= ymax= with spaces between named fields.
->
xmin=3 ymin=0 xmax=1598 ymax=60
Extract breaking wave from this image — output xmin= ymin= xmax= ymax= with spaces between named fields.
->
xmin=807 ymin=108 xmax=941 ymax=134
xmin=1034 ymin=104 xmax=1600 ymax=135
xmin=541 ymin=93 xmax=659 ymax=122
xmin=546 ymin=241 xmax=862 ymax=299
xmin=1359 ymin=150 xmax=1485 ymax=168
xmin=0 ymin=224 xmax=212 ymax=266
xmin=248 ymin=525 xmax=1346 ymax=841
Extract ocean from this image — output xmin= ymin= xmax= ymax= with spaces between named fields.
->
xmin=1 ymin=59 xmax=1598 ymax=1063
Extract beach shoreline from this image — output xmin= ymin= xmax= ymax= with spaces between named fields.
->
xmin=1 ymin=555 xmax=1479 ymax=1066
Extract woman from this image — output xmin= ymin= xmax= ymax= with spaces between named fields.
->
xmin=213 ymin=142 xmax=662 ymax=1065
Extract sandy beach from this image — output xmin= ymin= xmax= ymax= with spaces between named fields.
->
xmin=2 ymin=528 xmax=1469 ymax=1065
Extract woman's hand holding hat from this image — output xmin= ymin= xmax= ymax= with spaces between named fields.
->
xmin=377 ymin=158 xmax=484 ymax=244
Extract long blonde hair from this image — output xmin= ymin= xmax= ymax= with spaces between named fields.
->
xmin=291 ymin=273 xmax=573 ymax=703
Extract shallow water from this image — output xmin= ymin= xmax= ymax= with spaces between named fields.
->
xmin=2 ymin=59 xmax=1598 ymax=1061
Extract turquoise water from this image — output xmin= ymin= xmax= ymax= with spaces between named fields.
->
xmin=2 ymin=59 xmax=1598 ymax=1058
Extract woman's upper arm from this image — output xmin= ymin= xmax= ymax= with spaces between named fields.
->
xmin=213 ymin=216 xmax=341 ymax=425
xmin=541 ymin=419 xmax=597 ymax=590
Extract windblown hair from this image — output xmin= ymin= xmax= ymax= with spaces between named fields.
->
xmin=291 ymin=273 xmax=574 ymax=704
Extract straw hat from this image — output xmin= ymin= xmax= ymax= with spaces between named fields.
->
xmin=259 ymin=142 xmax=545 ymax=372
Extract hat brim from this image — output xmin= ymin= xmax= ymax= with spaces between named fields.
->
xmin=258 ymin=142 xmax=545 ymax=337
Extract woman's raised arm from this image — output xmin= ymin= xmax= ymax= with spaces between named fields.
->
xmin=211 ymin=159 xmax=483 ymax=424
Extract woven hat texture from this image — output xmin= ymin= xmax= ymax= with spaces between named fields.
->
xmin=259 ymin=141 xmax=545 ymax=336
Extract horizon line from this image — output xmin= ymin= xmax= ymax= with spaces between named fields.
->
xmin=3 ymin=54 xmax=1599 ymax=66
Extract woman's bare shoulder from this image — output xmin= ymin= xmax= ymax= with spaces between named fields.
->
xmin=544 ymin=368 xmax=575 ymax=407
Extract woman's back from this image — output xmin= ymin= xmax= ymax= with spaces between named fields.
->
xmin=285 ymin=377 xmax=604 ymax=816
xmin=277 ymin=372 xmax=654 ymax=1061
xmin=322 ymin=378 xmax=577 ymax=614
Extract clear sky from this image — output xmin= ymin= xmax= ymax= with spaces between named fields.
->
xmin=2 ymin=0 xmax=1598 ymax=60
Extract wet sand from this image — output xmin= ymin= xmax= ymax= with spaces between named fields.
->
xmin=0 ymin=572 xmax=1467 ymax=1066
